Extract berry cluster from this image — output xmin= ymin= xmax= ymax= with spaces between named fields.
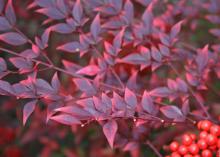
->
xmin=166 ymin=120 xmax=220 ymax=157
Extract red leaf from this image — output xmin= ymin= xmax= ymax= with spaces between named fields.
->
xmin=141 ymin=91 xmax=156 ymax=114
xmin=0 ymin=58 xmax=7 ymax=72
xmin=118 ymin=53 xmax=146 ymax=65
xmin=51 ymin=72 xmax=60 ymax=91
xmin=123 ymin=142 xmax=139 ymax=151
xmin=0 ymin=32 xmax=27 ymax=46
xmin=76 ymin=65 xmax=100 ymax=76
xmin=176 ymin=78 xmax=188 ymax=93
xmin=151 ymin=46 xmax=162 ymax=62
xmin=93 ymin=96 xmax=108 ymax=113
xmin=57 ymin=41 xmax=82 ymax=53
xmin=112 ymin=92 xmax=126 ymax=110
xmin=124 ymin=0 xmax=134 ymax=24
xmin=10 ymin=57 xmax=33 ymax=72
xmin=50 ymin=114 xmax=81 ymax=125
xmin=113 ymin=27 xmax=125 ymax=53
xmin=5 ymin=0 xmax=16 ymax=25
xmin=90 ymin=14 xmax=101 ymax=41
xmin=170 ymin=21 xmax=183 ymax=39
xmin=23 ymin=100 xmax=37 ymax=125
xmin=124 ymin=88 xmax=137 ymax=109
xmin=141 ymin=3 xmax=153 ymax=34
xmin=103 ymin=120 xmax=118 ymax=148
xmin=160 ymin=105 xmax=184 ymax=121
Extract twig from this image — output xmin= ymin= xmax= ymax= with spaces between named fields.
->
xmin=146 ymin=140 xmax=163 ymax=157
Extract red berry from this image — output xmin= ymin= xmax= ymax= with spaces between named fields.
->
xmin=209 ymin=145 xmax=216 ymax=150
xmin=178 ymin=145 xmax=188 ymax=155
xmin=171 ymin=152 xmax=181 ymax=157
xmin=170 ymin=141 xmax=179 ymax=152
xmin=184 ymin=154 xmax=193 ymax=157
xmin=182 ymin=134 xmax=193 ymax=146
xmin=197 ymin=139 xmax=208 ymax=149
xmin=199 ymin=131 xmax=208 ymax=139
xmin=194 ymin=155 xmax=201 ymax=157
xmin=189 ymin=133 xmax=196 ymax=141
xmin=205 ymin=134 xmax=217 ymax=145
xmin=188 ymin=143 xmax=199 ymax=155
xmin=217 ymin=139 xmax=220 ymax=148
xmin=201 ymin=149 xmax=212 ymax=157
xmin=200 ymin=120 xmax=212 ymax=131
xmin=210 ymin=125 xmax=220 ymax=136
xmin=197 ymin=121 xmax=202 ymax=129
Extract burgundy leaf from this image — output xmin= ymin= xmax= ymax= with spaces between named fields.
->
xmin=113 ymin=28 xmax=125 ymax=52
xmin=124 ymin=88 xmax=137 ymax=109
xmin=50 ymin=114 xmax=81 ymax=125
xmin=0 ymin=32 xmax=27 ymax=46
xmin=23 ymin=100 xmax=37 ymax=125
xmin=112 ymin=92 xmax=127 ymax=111
xmin=123 ymin=142 xmax=139 ymax=151
xmin=90 ymin=14 xmax=101 ymax=41
xmin=72 ymin=0 xmax=83 ymax=23
xmin=0 ymin=80 xmax=14 ymax=95
xmin=10 ymin=57 xmax=33 ymax=70
xmin=141 ymin=3 xmax=153 ymax=35
xmin=51 ymin=23 xmax=73 ymax=34
xmin=151 ymin=46 xmax=162 ymax=62
xmin=76 ymin=65 xmax=100 ymax=76
xmin=103 ymin=120 xmax=118 ymax=148
xmin=182 ymin=100 xmax=190 ymax=116
xmin=124 ymin=0 xmax=134 ymax=24
xmin=104 ymin=41 xmax=115 ymax=56
xmin=117 ymin=54 xmax=146 ymax=65
xmin=167 ymin=79 xmax=178 ymax=91
xmin=176 ymin=78 xmax=188 ymax=93
xmin=160 ymin=105 xmax=184 ymax=121
xmin=93 ymin=96 xmax=107 ymax=113
xmin=5 ymin=0 xmax=16 ymax=25
xmin=195 ymin=45 xmax=209 ymax=72
xmin=149 ymin=87 xmax=172 ymax=97
xmin=0 ymin=16 xmax=12 ymax=31
xmin=41 ymin=28 xmax=51 ymax=48
xmin=20 ymin=49 xmax=39 ymax=59
xmin=73 ymin=78 xmax=96 ymax=95
xmin=0 ymin=58 xmax=7 ymax=72
xmin=159 ymin=44 xmax=170 ymax=57
xmin=57 ymin=41 xmax=82 ymax=53
xmin=141 ymin=91 xmax=156 ymax=114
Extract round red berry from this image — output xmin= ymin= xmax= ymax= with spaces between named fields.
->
xmin=200 ymin=120 xmax=212 ymax=131
xmin=217 ymin=139 xmax=220 ymax=148
xmin=197 ymin=139 xmax=207 ymax=149
xmin=210 ymin=125 xmax=220 ymax=136
xmin=184 ymin=154 xmax=193 ymax=157
xmin=205 ymin=134 xmax=217 ymax=145
xmin=170 ymin=141 xmax=179 ymax=152
xmin=171 ymin=152 xmax=181 ymax=157
xmin=189 ymin=133 xmax=196 ymax=141
xmin=209 ymin=145 xmax=217 ymax=150
xmin=194 ymin=155 xmax=201 ymax=157
xmin=188 ymin=143 xmax=199 ymax=155
xmin=178 ymin=145 xmax=188 ymax=155
xmin=197 ymin=121 xmax=202 ymax=129
xmin=182 ymin=134 xmax=193 ymax=146
xmin=199 ymin=131 xmax=208 ymax=139
xmin=201 ymin=149 xmax=212 ymax=157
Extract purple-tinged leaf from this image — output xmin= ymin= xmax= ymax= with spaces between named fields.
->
xmin=124 ymin=88 xmax=137 ymax=109
xmin=160 ymin=105 xmax=184 ymax=121
xmin=123 ymin=142 xmax=139 ymax=151
xmin=151 ymin=46 xmax=162 ymax=62
xmin=57 ymin=41 xmax=82 ymax=53
xmin=21 ymin=48 xmax=39 ymax=59
xmin=141 ymin=3 xmax=153 ymax=35
xmin=5 ymin=0 xmax=16 ymax=25
xmin=140 ymin=46 xmax=151 ymax=61
xmin=36 ymin=7 xmax=65 ymax=20
xmin=72 ymin=0 xmax=83 ymax=23
xmin=76 ymin=65 xmax=100 ymax=76
xmin=176 ymin=78 xmax=188 ymax=93
xmin=0 ymin=16 xmax=12 ymax=31
xmin=112 ymin=92 xmax=126 ymax=110
xmin=62 ymin=60 xmax=81 ymax=74
xmin=196 ymin=45 xmax=209 ymax=72
xmin=209 ymin=29 xmax=220 ymax=38
xmin=50 ymin=114 xmax=81 ymax=125
xmin=118 ymin=53 xmax=146 ymax=65
xmin=0 ymin=0 xmax=5 ymax=13
xmin=170 ymin=21 xmax=183 ymax=39
xmin=10 ymin=57 xmax=33 ymax=70
xmin=90 ymin=14 xmax=101 ymax=41
xmin=113 ymin=28 xmax=125 ymax=54
xmin=104 ymin=41 xmax=115 ymax=56
xmin=73 ymin=78 xmax=96 ymax=95
xmin=159 ymin=44 xmax=170 ymax=57
xmin=0 ymin=80 xmax=14 ymax=95
xmin=51 ymin=23 xmax=73 ymax=34
xmin=149 ymin=87 xmax=172 ymax=97
xmin=0 ymin=32 xmax=27 ymax=46
xmin=101 ymin=93 xmax=112 ymax=110
xmin=103 ymin=120 xmax=118 ymax=148
xmin=35 ymin=0 xmax=55 ymax=7
xmin=186 ymin=73 xmax=199 ymax=86
xmin=0 ymin=58 xmax=7 ymax=72
xmin=23 ymin=100 xmax=37 ymax=125
xmin=51 ymin=72 xmax=60 ymax=91
xmin=56 ymin=0 xmax=68 ymax=15
xmin=55 ymin=106 xmax=91 ymax=119
xmin=41 ymin=28 xmax=51 ymax=48
xmin=124 ymin=0 xmax=134 ymax=24
xmin=159 ymin=33 xmax=171 ymax=46
xmin=35 ymin=79 xmax=54 ymax=94
xmin=182 ymin=99 xmax=189 ymax=116
xmin=93 ymin=96 xmax=107 ymax=113
xmin=141 ymin=91 xmax=156 ymax=114
xmin=167 ymin=79 xmax=178 ymax=91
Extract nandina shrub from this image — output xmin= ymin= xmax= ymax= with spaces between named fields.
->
xmin=0 ymin=0 xmax=220 ymax=156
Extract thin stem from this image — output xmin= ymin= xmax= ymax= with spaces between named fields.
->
xmin=168 ymin=63 xmax=211 ymax=119
xmin=146 ymin=141 xmax=163 ymax=157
